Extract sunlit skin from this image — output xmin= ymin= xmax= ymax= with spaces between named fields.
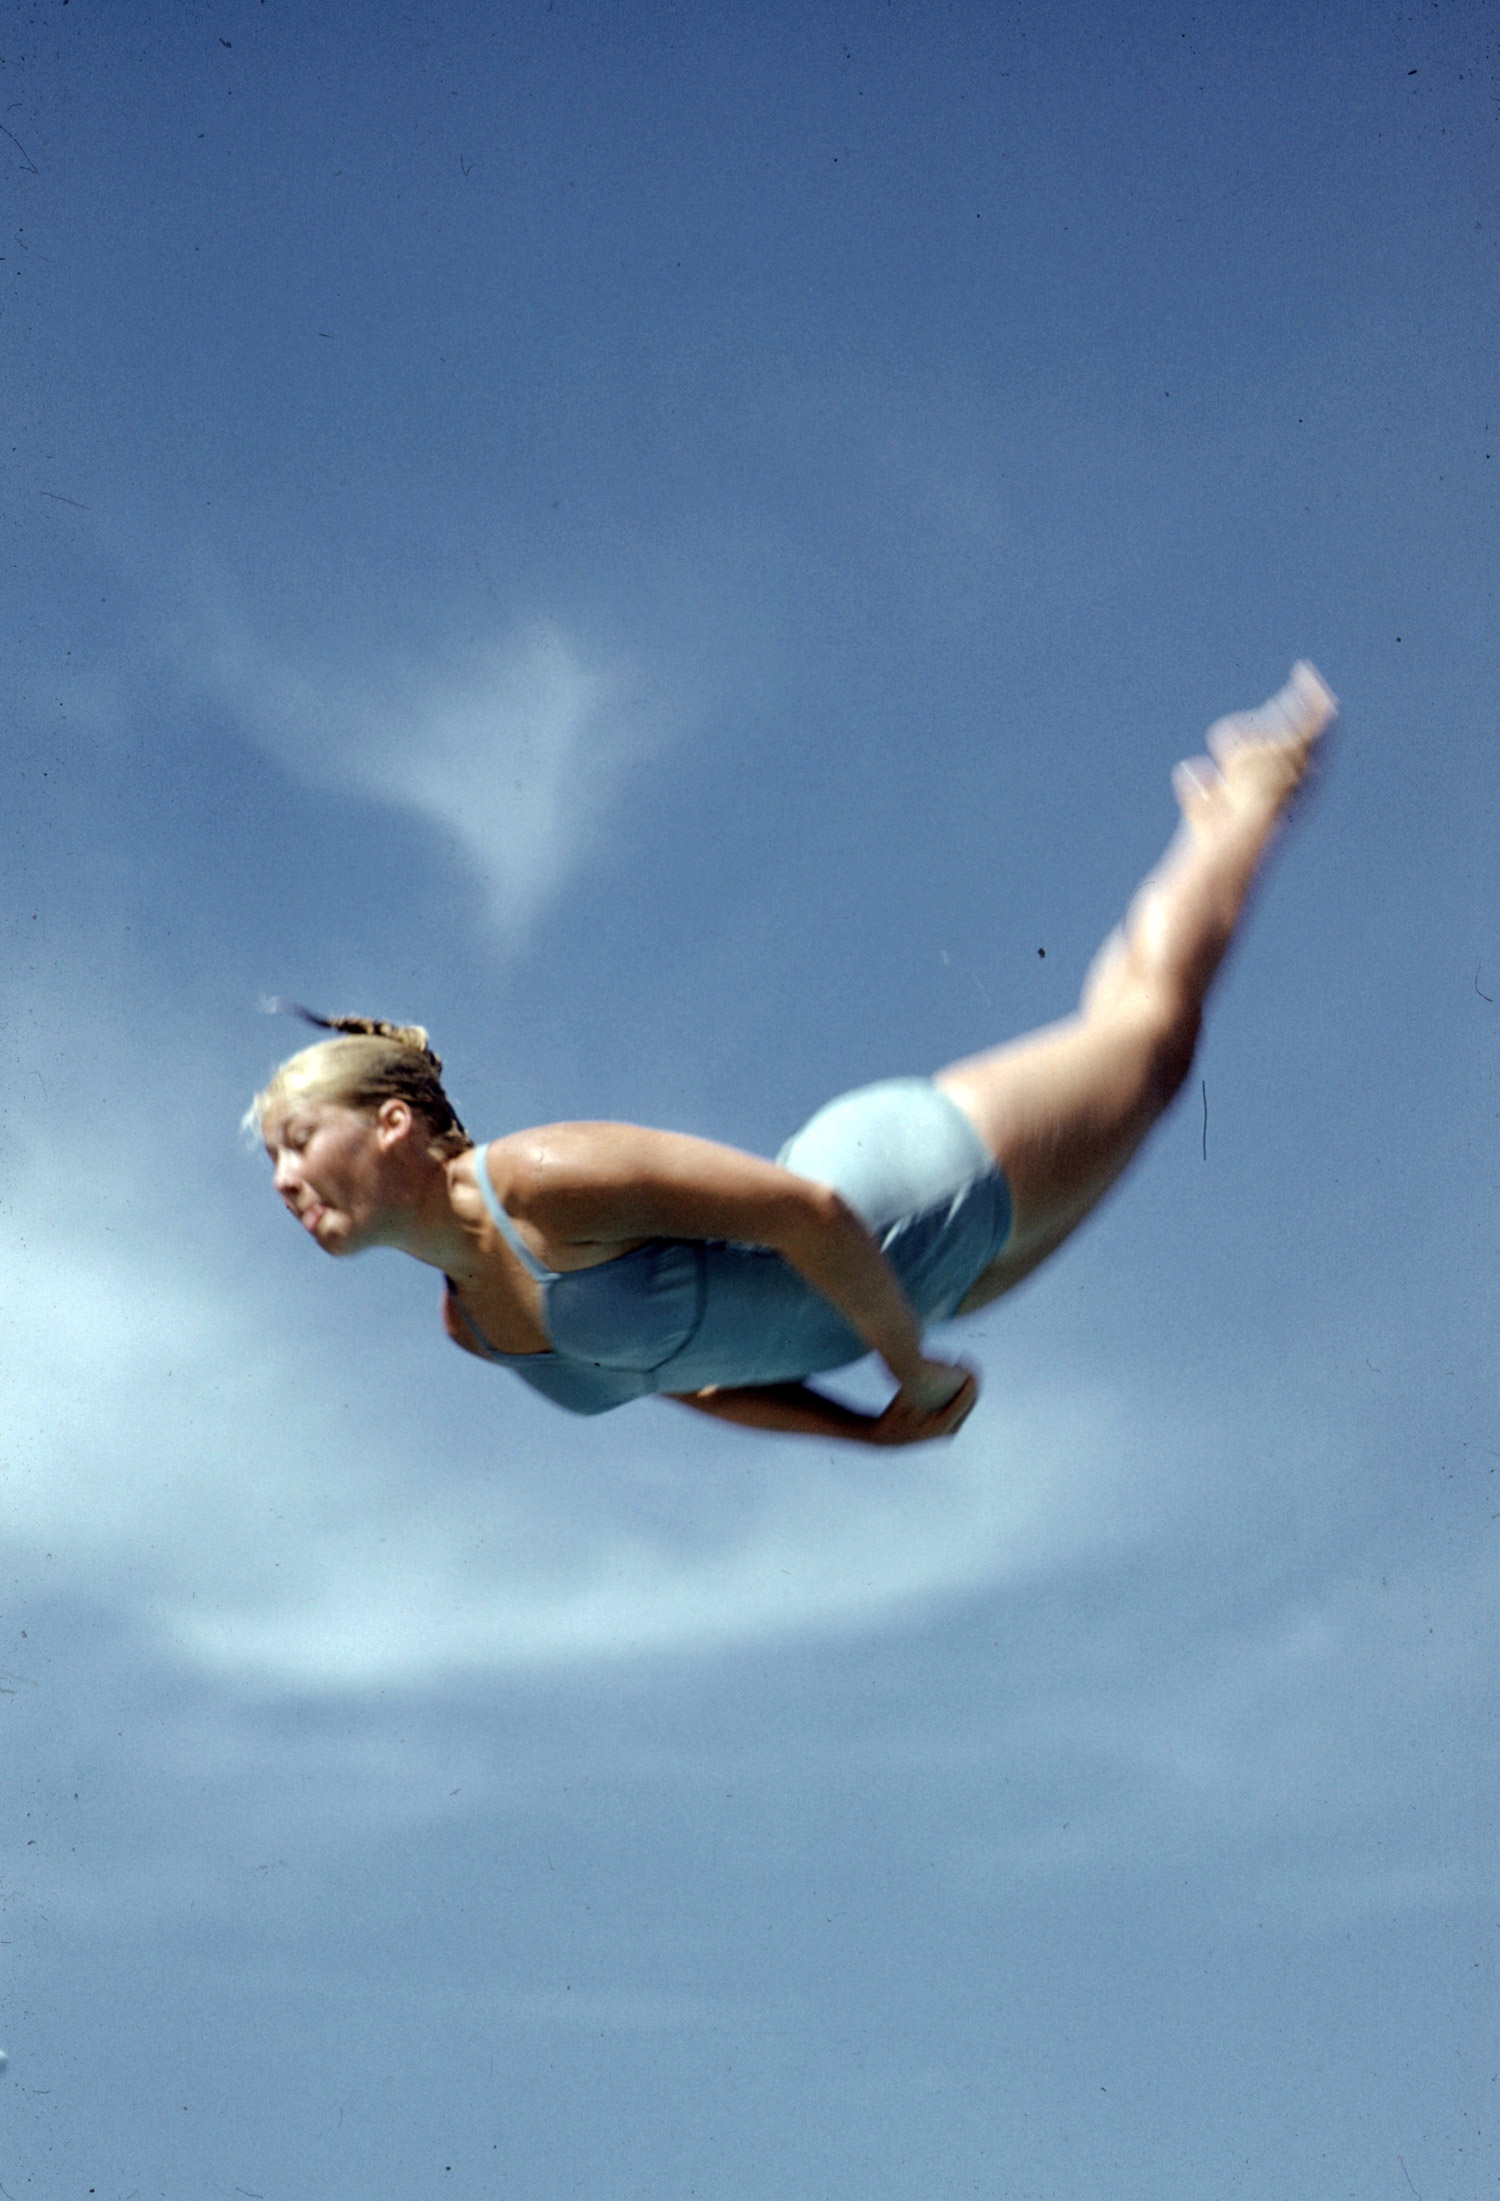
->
xmin=264 ymin=665 xmax=1335 ymax=1446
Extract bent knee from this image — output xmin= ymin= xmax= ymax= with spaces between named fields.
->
xmin=1091 ymin=981 xmax=1200 ymax=1108
xmin=1144 ymin=994 xmax=1201 ymax=1104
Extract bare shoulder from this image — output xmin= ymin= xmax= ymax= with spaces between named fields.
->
xmin=460 ymin=1124 xmax=689 ymax=1244
xmin=479 ymin=1121 xmax=824 ymax=1252
xmin=492 ymin=1121 xmax=772 ymax=1192
xmin=483 ymin=1121 xmax=662 ymax=1198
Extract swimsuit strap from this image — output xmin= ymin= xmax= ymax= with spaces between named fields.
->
xmin=444 ymin=1282 xmax=509 ymax=1361
xmin=470 ymin=1142 xmax=556 ymax=1281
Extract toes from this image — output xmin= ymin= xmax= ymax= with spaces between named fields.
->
xmin=1207 ymin=662 xmax=1338 ymax=767
xmin=1288 ymin=659 xmax=1338 ymax=734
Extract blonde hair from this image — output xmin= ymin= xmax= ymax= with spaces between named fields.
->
xmin=245 ymin=1010 xmax=470 ymax=1161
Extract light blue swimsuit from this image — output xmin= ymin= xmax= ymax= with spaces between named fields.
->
xmin=448 ymin=1077 xmax=1012 ymax=1416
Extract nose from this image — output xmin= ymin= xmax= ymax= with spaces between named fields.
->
xmin=272 ymin=1151 xmax=301 ymax=1196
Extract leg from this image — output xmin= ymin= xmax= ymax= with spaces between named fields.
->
xmin=936 ymin=663 xmax=1336 ymax=1311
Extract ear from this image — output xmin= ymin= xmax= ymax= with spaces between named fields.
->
xmin=374 ymin=1098 xmax=416 ymax=1149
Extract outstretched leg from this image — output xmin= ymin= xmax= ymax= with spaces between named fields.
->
xmin=936 ymin=663 xmax=1336 ymax=1311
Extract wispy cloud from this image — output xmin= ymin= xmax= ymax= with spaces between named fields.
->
xmin=185 ymin=591 xmax=672 ymax=942
xmin=164 ymin=1386 xmax=1139 ymax=1691
xmin=363 ymin=626 xmax=632 ymax=937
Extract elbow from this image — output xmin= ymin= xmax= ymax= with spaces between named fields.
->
xmin=780 ymin=1179 xmax=859 ymax=1262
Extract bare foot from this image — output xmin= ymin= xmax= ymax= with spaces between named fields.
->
xmin=1173 ymin=662 xmax=1337 ymax=834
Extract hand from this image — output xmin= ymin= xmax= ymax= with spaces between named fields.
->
xmin=867 ymin=1360 xmax=979 ymax=1447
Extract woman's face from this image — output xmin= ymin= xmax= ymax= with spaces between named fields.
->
xmin=263 ymin=1097 xmax=392 ymax=1255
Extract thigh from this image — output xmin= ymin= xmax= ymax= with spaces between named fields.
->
xmin=934 ymin=998 xmax=1180 ymax=1263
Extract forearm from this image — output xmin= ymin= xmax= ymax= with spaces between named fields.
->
xmin=669 ymin=1382 xmax=877 ymax=1442
xmin=776 ymin=1192 xmax=929 ymax=1383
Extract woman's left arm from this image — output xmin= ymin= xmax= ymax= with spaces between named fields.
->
xmin=492 ymin=1122 xmax=973 ymax=1412
xmin=671 ymin=1377 xmax=977 ymax=1446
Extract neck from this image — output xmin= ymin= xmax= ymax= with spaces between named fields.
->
xmin=369 ymin=1145 xmax=478 ymax=1277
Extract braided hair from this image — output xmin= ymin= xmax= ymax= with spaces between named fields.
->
xmin=245 ymin=1002 xmax=470 ymax=1159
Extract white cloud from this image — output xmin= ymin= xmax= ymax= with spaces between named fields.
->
xmin=187 ymin=595 xmax=669 ymax=941
xmin=163 ymin=1384 xmax=1140 ymax=1691
xmin=365 ymin=626 xmax=625 ymax=936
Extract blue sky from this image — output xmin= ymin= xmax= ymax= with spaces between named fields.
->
xmin=3 ymin=1 xmax=1497 ymax=2194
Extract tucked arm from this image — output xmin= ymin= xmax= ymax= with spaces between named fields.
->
xmin=669 ymin=1376 xmax=977 ymax=1447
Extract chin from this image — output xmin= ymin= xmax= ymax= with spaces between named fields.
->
xmin=323 ymin=1220 xmax=374 ymax=1257
xmin=304 ymin=1214 xmax=350 ymax=1255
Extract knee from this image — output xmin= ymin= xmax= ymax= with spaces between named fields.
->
xmin=1101 ymin=978 xmax=1201 ymax=1108
xmin=1147 ymin=996 xmax=1201 ymax=1105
